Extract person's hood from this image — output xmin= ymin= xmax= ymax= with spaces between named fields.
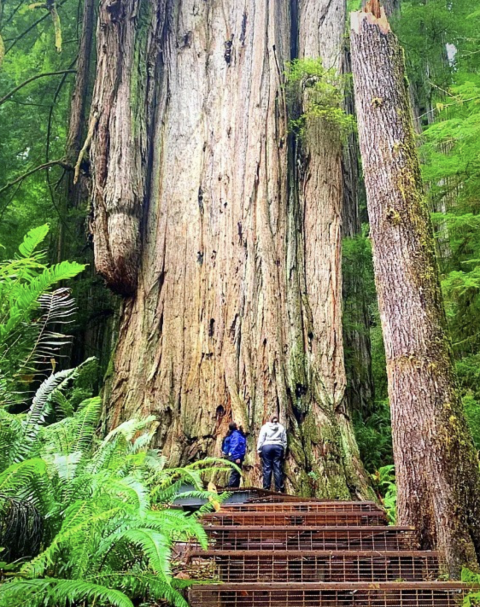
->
xmin=266 ymin=422 xmax=279 ymax=430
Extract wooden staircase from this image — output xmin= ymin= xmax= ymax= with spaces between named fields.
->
xmin=187 ymin=491 xmax=475 ymax=606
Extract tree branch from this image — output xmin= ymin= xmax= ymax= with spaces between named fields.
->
xmin=0 ymin=159 xmax=72 ymax=196
xmin=74 ymin=111 xmax=98 ymax=183
xmin=0 ymin=69 xmax=76 ymax=107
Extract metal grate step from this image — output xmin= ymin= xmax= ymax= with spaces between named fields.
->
xmin=189 ymin=582 xmax=474 ymax=607
xmin=222 ymin=501 xmax=382 ymax=513
xmin=205 ymin=525 xmax=416 ymax=551
xmin=190 ymin=550 xmax=439 ymax=582
xmin=187 ymin=495 xmax=477 ymax=607
xmin=202 ymin=510 xmax=387 ymax=527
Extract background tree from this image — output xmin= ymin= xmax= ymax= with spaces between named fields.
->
xmin=0 ymin=0 xmax=116 ymax=380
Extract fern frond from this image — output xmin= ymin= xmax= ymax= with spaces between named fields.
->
xmin=108 ymin=528 xmax=171 ymax=578
xmin=100 ymin=476 xmax=150 ymax=512
xmin=70 ymin=396 xmax=102 ymax=454
xmin=149 ymin=477 xmax=186 ymax=504
xmin=0 ymin=409 xmax=24 ymax=472
xmin=89 ymin=571 xmax=190 ymax=607
xmin=143 ymin=509 xmax=208 ymax=548
xmin=0 ymin=578 xmax=134 ymax=607
xmin=17 ymin=225 xmax=49 ymax=259
xmin=21 ymin=505 xmax=123 ymax=578
xmin=1 ymin=261 xmax=85 ymax=346
xmin=130 ymin=429 xmax=157 ymax=453
xmin=0 ymin=578 xmax=51 ymax=607
xmin=103 ymin=416 xmax=157 ymax=444
xmin=0 ymin=459 xmax=54 ymax=516
xmin=50 ymin=390 xmax=73 ymax=418
xmin=17 ymin=368 xmax=81 ymax=460
xmin=49 ymin=452 xmax=82 ymax=481
xmin=17 ymin=289 xmax=77 ymax=379
xmin=194 ymin=490 xmax=231 ymax=517
xmin=144 ymin=449 xmax=167 ymax=472
xmin=39 ymin=416 xmax=77 ymax=456
xmin=86 ymin=435 xmax=124 ymax=474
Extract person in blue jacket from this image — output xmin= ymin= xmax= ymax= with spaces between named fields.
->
xmin=222 ymin=422 xmax=247 ymax=488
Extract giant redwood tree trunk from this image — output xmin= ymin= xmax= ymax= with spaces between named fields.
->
xmin=350 ymin=2 xmax=480 ymax=574
xmin=90 ymin=0 xmax=372 ymax=498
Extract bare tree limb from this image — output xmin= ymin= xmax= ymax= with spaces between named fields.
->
xmin=74 ymin=111 xmax=98 ymax=184
xmin=0 ymin=159 xmax=72 ymax=196
xmin=7 ymin=99 xmax=51 ymax=107
xmin=0 ymin=183 xmax=22 ymax=222
xmin=0 ymin=69 xmax=76 ymax=106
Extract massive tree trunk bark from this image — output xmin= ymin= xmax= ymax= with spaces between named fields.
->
xmin=91 ymin=0 xmax=372 ymax=498
xmin=56 ymin=0 xmax=95 ymax=264
xmin=294 ymin=0 xmax=372 ymax=494
xmin=350 ymin=3 xmax=480 ymax=575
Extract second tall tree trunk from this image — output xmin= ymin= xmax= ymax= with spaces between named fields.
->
xmin=350 ymin=3 xmax=480 ymax=575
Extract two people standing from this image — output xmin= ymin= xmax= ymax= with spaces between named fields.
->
xmin=222 ymin=416 xmax=287 ymax=492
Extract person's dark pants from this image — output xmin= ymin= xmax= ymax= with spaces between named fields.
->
xmin=227 ymin=458 xmax=243 ymax=488
xmin=261 ymin=444 xmax=284 ymax=492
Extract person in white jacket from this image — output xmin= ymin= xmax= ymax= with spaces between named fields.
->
xmin=257 ymin=415 xmax=287 ymax=492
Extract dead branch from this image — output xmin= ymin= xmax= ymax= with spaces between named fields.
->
xmin=0 ymin=69 xmax=76 ymax=106
xmin=0 ymin=159 xmax=72 ymax=196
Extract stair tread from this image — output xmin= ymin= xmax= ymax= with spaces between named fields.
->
xmin=191 ymin=549 xmax=439 ymax=556
xmin=205 ymin=525 xmax=413 ymax=531
xmin=224 ymin=501 xmax=381 ymax=507
xmin=204 ymin=510 xmax=385 ymax=515
xmin=190 ymin=581 xmax=476 ymax=590
xmin=203 ymin=512 xmax=387 ymax=521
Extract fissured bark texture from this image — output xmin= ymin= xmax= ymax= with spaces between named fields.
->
xmin=91 ymin=0 xmax=373 ymax=498
xmin=351 ymin=7 xmax=480 ymax=575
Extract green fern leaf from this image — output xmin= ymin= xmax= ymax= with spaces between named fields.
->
xmin=18 ymin=225 xmax=49 ymax=259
